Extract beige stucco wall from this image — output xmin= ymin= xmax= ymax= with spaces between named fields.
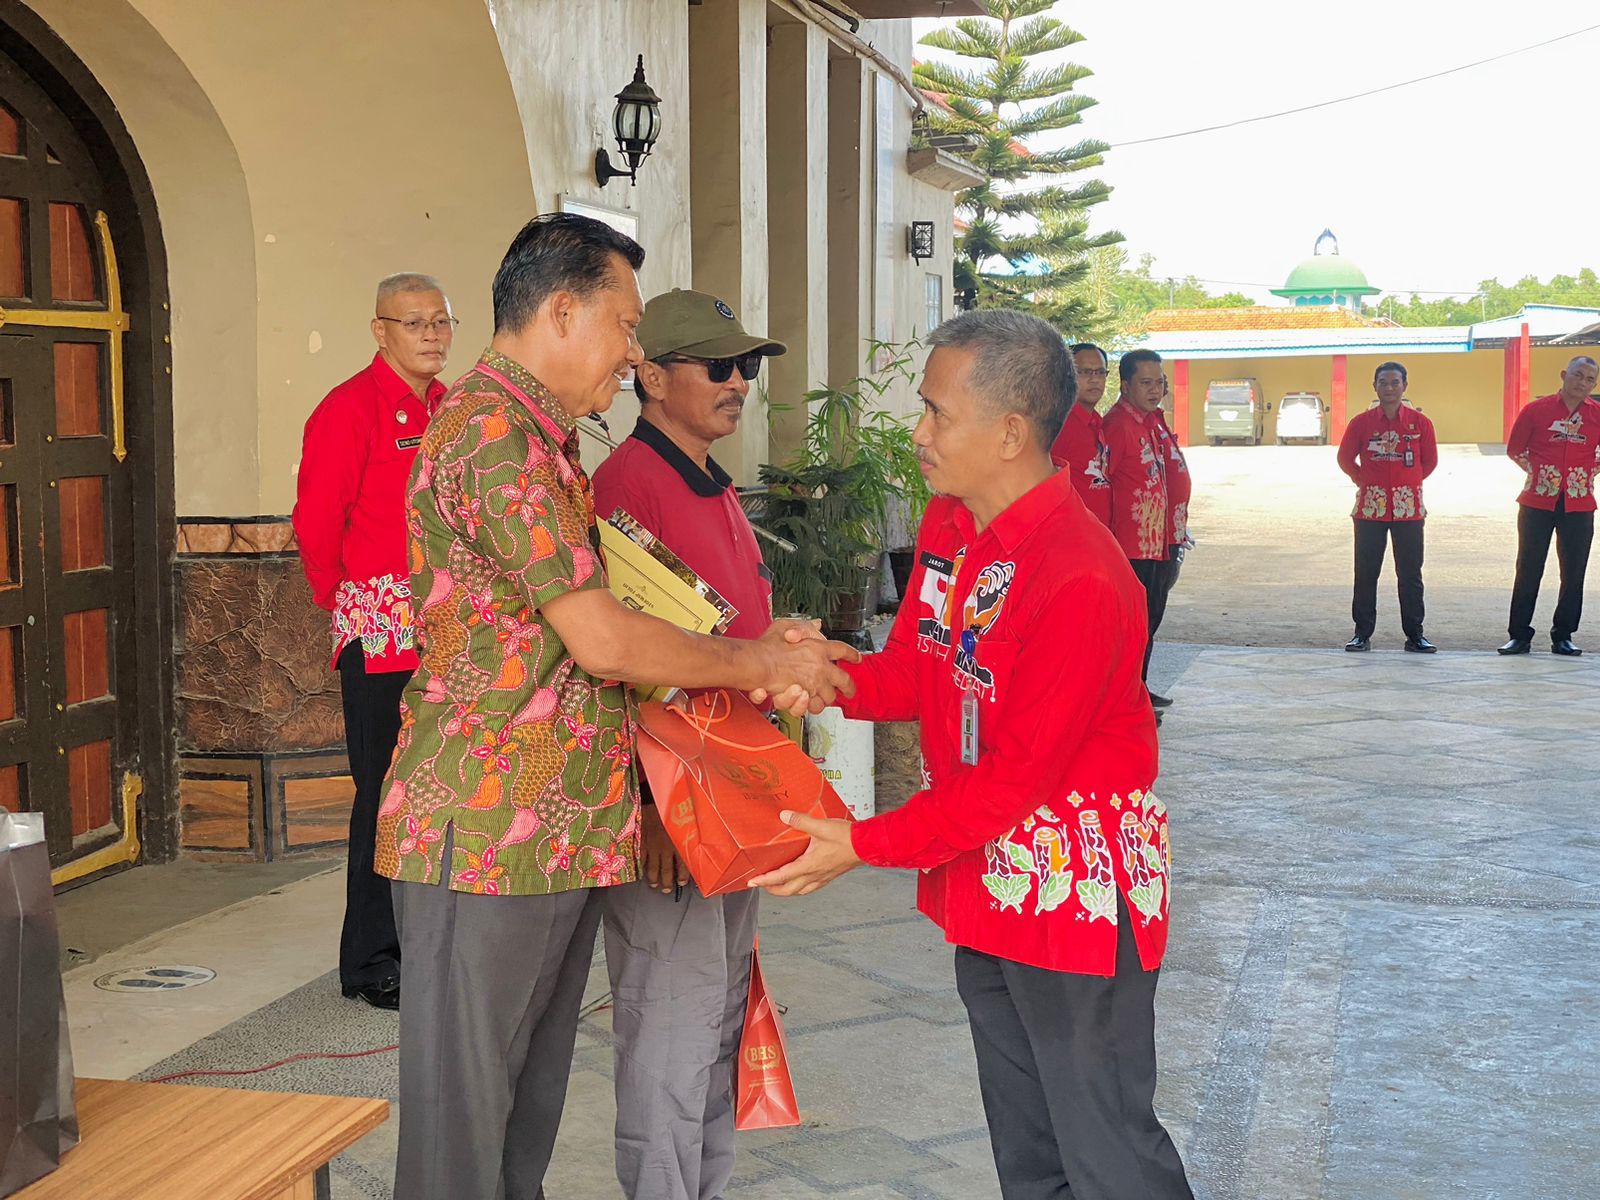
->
xmin=488 ymin=0 xmax=693 ymax=475
xmin=26 ymin=0 xmax=537 ymax=516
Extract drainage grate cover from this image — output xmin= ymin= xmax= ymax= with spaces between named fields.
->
xmin=93 ymin=965 xmax=216 ymax=993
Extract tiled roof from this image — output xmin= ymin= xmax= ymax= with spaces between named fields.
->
xmin=1143 ymin=306 xmax=1391 ymax=332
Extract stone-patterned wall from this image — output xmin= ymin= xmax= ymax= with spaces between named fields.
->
xmin=173 ymin=517 xmax=352 ymax=859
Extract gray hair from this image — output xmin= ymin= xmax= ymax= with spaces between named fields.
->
xmin=927 ymin=310 xmax=1076 ymax=448
xmin=1568 ymin=355 xmax=1598 ymax=372
xmin=376 ymin=272 xmax=445 ymax=307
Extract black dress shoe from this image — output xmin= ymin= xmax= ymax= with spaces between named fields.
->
xmin=1404 ymin=636 xmax=1437 ymax=653
xmin=1147 ymin=689 xmax=1173 ymax=708
xmin=1552 ymin=639 xmax=1584 ymax=656
xmin=1497 ymin=638 xmax=1532 ymax=655
xmin=1344 ymin=636 xmax=1370 ymax=652
xmin=342 ymin=978 xmax=400 ymax=1010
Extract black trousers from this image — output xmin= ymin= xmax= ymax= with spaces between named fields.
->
xmin=955 ymin=899 xmax=1193 ymax=1200
xmin=1509 ymin=502 xmax=1595 ymax=644
xmin=337 ymin=641 xmax=407 ymax=989
xmin=1129 ymin=555 xmax=1176 ymax=682
xmin=1351 ymin=519 xmax=1425 ymax=641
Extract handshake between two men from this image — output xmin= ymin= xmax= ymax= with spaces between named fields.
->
xmin=541 ymin=588 xmax=861 ymax=717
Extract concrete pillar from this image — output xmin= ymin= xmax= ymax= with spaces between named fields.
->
xmin=689 ymin=0 xmax=769 ymax=484
xmin=827 ymin=53 xmax=870 ymax=390
xmin=765 ymin=20 xmax=829 ymax=465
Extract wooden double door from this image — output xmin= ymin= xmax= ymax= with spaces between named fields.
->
xmin=0 ymin=43 xmax=142 ymax=878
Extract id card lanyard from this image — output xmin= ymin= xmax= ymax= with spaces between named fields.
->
xmin=959 ymin=628 xmax=980 ymax=766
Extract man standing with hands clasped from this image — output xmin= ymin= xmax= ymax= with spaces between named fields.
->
xmin=1337 ymin=361 xmax=1438 ymax=653
xmin=293 ymin=272 xmax=457 ymax=1010
xmin=1499 ymin=354 xmax=1600 ymax=656
xmin=751 ymin=311 xmax=1193 ymax=1200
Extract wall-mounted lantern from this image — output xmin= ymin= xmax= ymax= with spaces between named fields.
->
xmin=908 ymin=220 xmax=936 ymax=262
xmin=595 ymin=55 xmax=662 ymax=188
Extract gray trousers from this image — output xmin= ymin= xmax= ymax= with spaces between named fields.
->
xmin=392 ymin=876 xmax=603 ymax=1200
xmin=603 ymin=881 xmax=760 ymax=1200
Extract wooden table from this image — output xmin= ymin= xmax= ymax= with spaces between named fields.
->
xmin=16 ymin=1077 xmax=389 ymax=1199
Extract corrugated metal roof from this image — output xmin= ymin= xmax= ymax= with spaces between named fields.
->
xmin=1469 ymin=304 xmax=1600 ymax=342
xmin=1144 ymin=306 xmax=1391 ymax=332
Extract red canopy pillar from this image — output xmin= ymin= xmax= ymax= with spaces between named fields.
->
xmin=1330 ymin=355 xmax=1348 ymax=441
xmin=1504 ymin=322 xmax=1532 ymax=440
xmin=1172 ymin=359 xmax=1190 ymax=446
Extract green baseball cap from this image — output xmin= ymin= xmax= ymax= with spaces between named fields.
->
xmin=638 ymin=288 xmax=788 ymax=361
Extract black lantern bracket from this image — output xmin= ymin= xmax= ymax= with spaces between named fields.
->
xmin=596 ymin=55 xmax=663 ymax=188
xmin=908 ymin=220 xmax=936 ymax=262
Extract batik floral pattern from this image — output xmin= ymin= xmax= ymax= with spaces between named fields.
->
xmin=1391 ymin=486 xmax=1418 ymax=520
xmin=1535 ymin=464 xmax=1563 ymax=498
xmin=1358 ymin=485 xmax=1388 ymax=519
xmin=374 ymin=351 xmax=638 ymax=896
xmin=332 ymin=574 xmax=415 ymax=666
xmin=979 ymin=790 xmax=1170 ymax=928
xmin=1566 ymin=467 xmax=1592 ymax=500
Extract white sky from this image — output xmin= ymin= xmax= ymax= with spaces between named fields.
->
xmin=912 ymin=3 xmax=1600 ymax=304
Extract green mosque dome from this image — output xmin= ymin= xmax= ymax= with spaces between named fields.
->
xmin=1271 ymin=229 xmax=1379 ymax=308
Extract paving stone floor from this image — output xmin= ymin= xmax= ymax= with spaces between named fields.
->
xmin=119 ymin=643 xmax=1600 ymax=1198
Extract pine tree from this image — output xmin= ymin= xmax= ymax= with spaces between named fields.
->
xmin=915 ymin=0 xmax=1121 ymax=337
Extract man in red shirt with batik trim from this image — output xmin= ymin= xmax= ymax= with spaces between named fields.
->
xmin=1499 ymin=354 xmax=1600 ymax=656
xmin=592 ymin=288 xmax=784 ymax=1200
xmin=1049 ymin=341 xmax=1112 ymax=525
xmin=292 ymin=272 xmax=455 ymax=1009
xmin=1102 ymin=350 xmax=1173 ymax=704
xmin=1337 ymin=360 xmax=1438 ymax=654
xmin=751 ymin=311 xmax=1193 ymax=1200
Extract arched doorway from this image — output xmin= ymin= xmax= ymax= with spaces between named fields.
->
xmin=0 ymin=2 xmax=173 ymax=884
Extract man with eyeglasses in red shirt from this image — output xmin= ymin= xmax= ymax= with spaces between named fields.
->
xmin=292 ymin=272 xmax=457 ymax=1010
xmin=1050 ymin=342 xmax=1113 ymax=526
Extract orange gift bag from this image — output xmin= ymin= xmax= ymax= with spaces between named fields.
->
xmin=734 ymin=939 xmax=801 ymax=1130
xmin=633 ymin=690 xmax=852 ymax=896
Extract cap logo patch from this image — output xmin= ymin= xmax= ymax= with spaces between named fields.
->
xmin=714 ymin=299 xmax=735 ymax=320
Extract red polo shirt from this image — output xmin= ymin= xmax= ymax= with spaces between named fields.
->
xmin=840 ymin=470 xmax=1169 ymax=976
xmin=1506 ymin=393 xmax=1600 ymax=513
xmin=292 ymin=353 xmax=446 ymax=671
xmin=1336 ymin=402 xmax=1437 ymax=522
xmin=1101 ymin=399 xmax=1169 ymax=561
xmin=591 ymin=418 xmax=773 ymax=642
xmin=1050 ymin=404 xmax=1112 ymax=526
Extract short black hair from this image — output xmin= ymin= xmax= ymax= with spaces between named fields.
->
xmin=927 ymin=311 xmax=1075 ymax=449
xmin=1374 ymin=361 xmax=1408 ymax=384
xmin=1069 ymin=342 xmax=1108 ymax=364
xmin=1119 ymin=348 xmax=1162 ymax=383
xmin=492 ymin=213 xmax=646 ymax=334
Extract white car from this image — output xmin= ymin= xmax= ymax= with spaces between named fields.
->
xmin=1275 ymin=392 xmax=1328 ymax=445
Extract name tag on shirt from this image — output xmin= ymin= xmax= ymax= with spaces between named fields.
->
xmin=961 ymin=687 xmax=980 ymax=765
xmin=395 ymin=436 xmax=423 ymax=450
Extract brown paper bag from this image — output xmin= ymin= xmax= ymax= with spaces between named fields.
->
xmin=0 ymin=811 xmax=79 ymax=1196
xmin=734 ymin=941 xmax=801 ymax=1131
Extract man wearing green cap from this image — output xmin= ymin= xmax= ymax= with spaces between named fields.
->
xmin=592 ymin=288 xmax=785 ymax=1200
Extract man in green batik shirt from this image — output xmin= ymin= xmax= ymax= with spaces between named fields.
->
xmin=374 ymin=213 xmax=857 ymax=1200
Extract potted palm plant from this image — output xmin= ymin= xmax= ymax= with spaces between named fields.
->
xmin=757 ymin=341 xmax=931 ymax=636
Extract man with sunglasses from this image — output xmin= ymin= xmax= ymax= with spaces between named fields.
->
xmin=292 ymin=272 xmax=457 ymax=1010
xmin=591 ymin=287 xmax=784 ymax=1200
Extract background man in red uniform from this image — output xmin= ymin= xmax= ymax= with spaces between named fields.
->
xmin=1102 ymin=349 xmax=1173 ymax=710
xmin=292 ymin=272 xmax=456 ymax=1009
xmin=1336 ymin=361 xmax=1438 ymax=653
xmin=751 ymin=311 xmax=1192 ymax=1200
xmin=1499 ymin=354 xmax=1600 ymax=656
xmin=591 ymin=289 xmax=784 ymax=1200
xmin=1049 ymin=341 xmax=1112 ymax=525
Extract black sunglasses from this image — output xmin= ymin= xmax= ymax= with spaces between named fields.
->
xmin=657 ymin=352 xmax=764 ymax=383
